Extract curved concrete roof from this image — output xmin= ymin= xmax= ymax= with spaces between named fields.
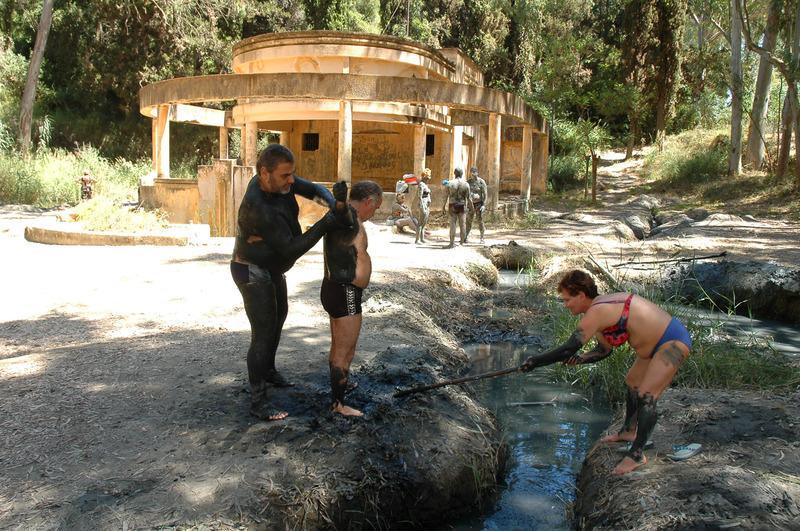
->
xmin=233 ymin=31 xmax=455 ymax=80
xmin=139 ymin=73 xmax=544 ymax=131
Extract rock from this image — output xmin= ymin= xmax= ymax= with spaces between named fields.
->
xmin=559 ymin=212 xmax=595 ymax=223
xmin=742 ymin=214 xmax=758 ymax=223
xmin=620 ymin=213 xmax=652 ymax=239
xmin=650 ymin=214 xmax=695 ymax=237
xmin=661 ymin=260 xmax=800 ymax=323
xmin=686 ymin=207 xmax=710 ymax=221
xmin=696 ymin=213 xmax=745 ymax=226
xmin=610 ymin=220 xmax=637 ymax=241
xmin=479 ymin=240 xmax=537 ymax=270
xmin=628 ymin=195 xmax=661 ymax=210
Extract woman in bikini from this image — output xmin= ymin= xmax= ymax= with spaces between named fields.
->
xmin=521 ymin=269 xmax=693 ymax=475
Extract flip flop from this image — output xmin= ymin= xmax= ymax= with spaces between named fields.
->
xmin=668 ymin=443 xmax=702 ymax=461
xmin=615 ymin=440 xmax=654 ymax=453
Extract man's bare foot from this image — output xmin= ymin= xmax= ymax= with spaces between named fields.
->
xmin=612 ymin=454 xmax=647 ymax=475
xmin=600 ymin=431 xmax=636 ymax=443
xmin=332 ymin=402 xmax=363 ymax=417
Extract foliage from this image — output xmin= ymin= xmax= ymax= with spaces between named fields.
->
xmin=547 ymin=155 xmax=583 ymax=192
xmin=643 ymin=127 xmax=728 ymax=185
xmin=71 ymin=196 xmax=168 ymax=232
xmin=0 ymin=146 xmax=148 ymax=207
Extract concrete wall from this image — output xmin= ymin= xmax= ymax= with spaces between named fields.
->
xmin=150 ymin=179 xmax=202 ymax=224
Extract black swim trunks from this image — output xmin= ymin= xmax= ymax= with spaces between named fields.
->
xmin=320 ymin=277 xmax=363 ymax=318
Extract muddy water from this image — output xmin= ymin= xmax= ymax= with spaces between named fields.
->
xmin=450 ymin=342 xmax=611 ymax=530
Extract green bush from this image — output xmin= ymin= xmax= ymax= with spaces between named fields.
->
xmin=548 ymin=154 xmax=584 ymax=192
xmin=644 ymin=128 xmax=728 ymax=187
xmin=71 ymin=196 xmax=167 ymax=232
xmin=0 ymin=147 xmax=149 ymax=207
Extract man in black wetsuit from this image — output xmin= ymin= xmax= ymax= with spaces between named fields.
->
xmin=230 ymin=144 xmax=350 ymax=421
xmin=322 ymin=180 xmax=383 ymax=416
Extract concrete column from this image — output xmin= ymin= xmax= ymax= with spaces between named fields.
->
xmin=413 ymin=124 xmax=426 ymax=176
xmin=155 ymin=104 xmax=170 ymax=178
xmin=279 ymin=131 xmax=287 ymax=146
xmin=449 ymin=126 xmax=463 ymax=174
xmin=338 ymin=100 xmax=352 ymax=183
xmin=531 ymin=131 xmax=549 ymax=194
xmin=243 ymin=122 xmax=258 ymax=168
xmin=487 ymin=113 xmax=501 ymax=210
xmin=521 ymin=125 xmax=533 ymax=202
xmin=219 ymin=127 xmax=229 ymax=159
xmin=151 ymin=118 xmax=158 ymax=173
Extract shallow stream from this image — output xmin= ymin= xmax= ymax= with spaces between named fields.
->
xmin=450 ymin=342 xmax=611 ymax=530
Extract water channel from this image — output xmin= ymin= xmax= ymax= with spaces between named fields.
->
xmin=446 ymin=270 xmax=798 ymax=529
xmin=450 ymin=342 xmax=611 ymax=530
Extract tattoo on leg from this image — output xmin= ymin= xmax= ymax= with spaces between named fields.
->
xmin=660 ymin=343 xmax=686 ymax=369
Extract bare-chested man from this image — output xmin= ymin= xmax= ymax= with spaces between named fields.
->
xmin=321 ymin=180 xmax=383 ymax=416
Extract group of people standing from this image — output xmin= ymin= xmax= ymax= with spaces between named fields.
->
xmin=391 ymin=165 xmax=489 ymax=248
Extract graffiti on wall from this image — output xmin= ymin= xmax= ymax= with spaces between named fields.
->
xmin=353 ymin=141 xmax=401 ymax=173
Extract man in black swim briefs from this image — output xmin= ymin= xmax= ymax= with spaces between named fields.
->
xmin=322 ymin=180 xmax=383 ymax=416
xmin=231 ymin=144 xmax=351 ymax=421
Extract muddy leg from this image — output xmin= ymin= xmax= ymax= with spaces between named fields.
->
xmin=613 ymin=392 xmax=656 ymax=475
xmin=264 ymin=275 xmax=293 ymax=387
xmin=447 ymin=212 xmax=456 ymax=248
xmin=329 ymin=314 xmax=363 ymax=417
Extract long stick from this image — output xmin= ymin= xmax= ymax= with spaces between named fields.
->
xmin=610 ymin=251 xmax=727 ymax=268
xmin=394 ymin=367 xmax=521 ymax=397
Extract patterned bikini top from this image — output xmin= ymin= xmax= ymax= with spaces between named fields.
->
xmin=593 ymin=294 xmax=634 ymax=347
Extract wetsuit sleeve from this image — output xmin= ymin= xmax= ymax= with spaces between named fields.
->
xmin=520 ymin=330 xmax=584 ymax=372
xmin=238 ymin=209 xmax=339 ymax=272
xmin=292 ymin=175 xmax=335 ymax=209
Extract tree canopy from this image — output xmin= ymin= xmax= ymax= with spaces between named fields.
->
xmin=0 ymin=0 xmax=796 ymax=179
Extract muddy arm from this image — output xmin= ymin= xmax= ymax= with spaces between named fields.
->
xmin=521 ymin=330 xmax=584 ymax=371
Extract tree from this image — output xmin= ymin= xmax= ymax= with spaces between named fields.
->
xmin=743 ymin=0 xmax=780 ymax=168
xmin=580 ymin=119 xmax=612 ymax=202
xmin=652 ymin=0 xmax=689 ymax=150
xmin=17 ymin=0 xmax=53 ymax=154
xmin=739 ymin=0 xmax=800 ymax=183
xmin=729 ymin=0 xmax=743 ymax=176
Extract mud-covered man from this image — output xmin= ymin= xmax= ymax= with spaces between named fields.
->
xmin=441 ymin=167 xmax=473 ymax=248
xmin=465 ymin=166 xmax=487 ymax=244
xmin=322 ymin=180 xmax=383 ymax=416
xmin=230 ymin=144 xmax=350 ymax=421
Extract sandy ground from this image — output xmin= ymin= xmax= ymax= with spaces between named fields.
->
xmin=1 ymin=152 xmax=799 ymax=529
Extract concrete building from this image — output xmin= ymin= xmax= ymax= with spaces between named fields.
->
xmin=138 ymin=31 xmax=548 ymax=236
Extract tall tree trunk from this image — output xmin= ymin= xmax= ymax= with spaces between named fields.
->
xmin=777 ymin=93 xmax=792 ymax=177
xmin=728 ymin=0 xmax=743 ymax=177
xmin=626 ymin=114 xmax=640 ymax=159
xmin=791 ymin=0 xmax=800 ymax=187
xmin=591 ymin=153 xmax=598 ymax=202
xmin=655 ymin=93 xmax=667 ymax=151
xmin=17 ymin=0 xmax=54 ymax=155
xmin=744 ymin=0 xmax=780 ymax=169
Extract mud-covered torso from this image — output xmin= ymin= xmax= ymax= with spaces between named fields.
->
xmin=233 ymin=176 xmax=302 ymax=274
xmin=417 ymin=181 xmax=432 ymax=213
xmin=467 ymin=176 xmax=487 ymax=203
xmin=448 ymin=179 xmax=471 ymax=205
xmin=324 ymin=206 xmax=361 ymax=285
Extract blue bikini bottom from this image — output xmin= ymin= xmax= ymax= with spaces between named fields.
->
xmin=651 ymin=317 xmax=692 ymax=356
